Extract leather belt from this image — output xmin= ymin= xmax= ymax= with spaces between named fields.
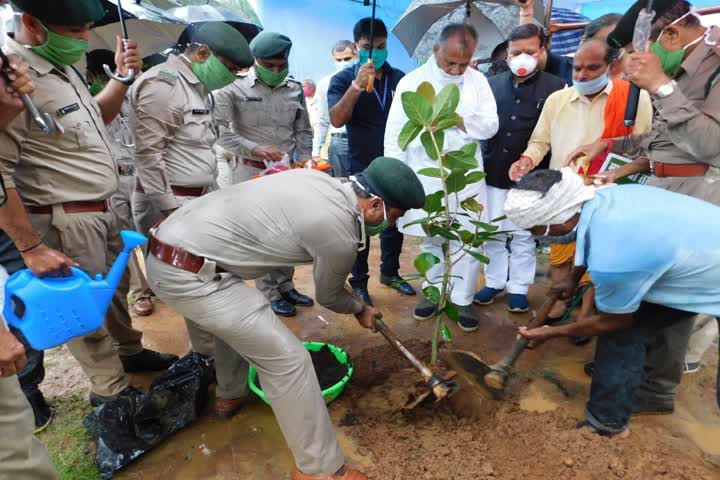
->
xmin=242 ymin=158 xmax=266 ymax=169
xmin=135 ymin=178 xmax=205 ymax=197
xmin=149 ymin=232 xmax=223 ymax=274
xmin=27 ymin=200 xmax=108 ymax=215
xmin=651 ymin=161 xmax=709 ymax=178
xmin=330 ymin=132 xmax=348 ymax=138
xmin=117 ymin=164 xmax=135 ymax=176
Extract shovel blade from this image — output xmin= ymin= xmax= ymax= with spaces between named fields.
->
xmin=441 ymin=349 xmax=504 ymax=401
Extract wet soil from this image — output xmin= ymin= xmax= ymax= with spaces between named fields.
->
xmin=257 ymin=345 xmax=349 ymax=391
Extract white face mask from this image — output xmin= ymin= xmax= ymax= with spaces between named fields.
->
xmin=334 ymin=59 xmax=355 ymax=71
xmin=508 ymin=53 xmax=538 ymax=77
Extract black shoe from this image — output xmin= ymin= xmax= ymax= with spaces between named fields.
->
xmin=632 ymin=397 xmax=675 ymax=416
xmin=281 ymin=289 xmax=314 ymax=307
xmin=352 ymin=287 xmax=373 ymax=306
xmin=271 ymin=299 xmax=297 ymax=317
xmin=89 ymin=385 xmax=142 ymax=408
xmin=27 ymin=390 xmax=54 ymax=434
xmin=457 ymin=305 xmax=479 ymax=333
xmin=380 ymin=274 xmax=416 ymax=296
xmin=414 ymin=298 xmax=436 ymax=321
xmin=120 ymin=348 xmax=179 ymax=373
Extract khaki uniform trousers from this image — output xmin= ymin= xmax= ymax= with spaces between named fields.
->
xmin=132 ymin=189 xmax=215 ymax=356
xmin=146 ymin=255 xmax=345 ymax=476
xmin=30 ymin=208 xmax=132 ymax=396
xmin=0 ymin=375 xmax=58 ymax=480
xmin=109 ymin=173 xmax=153 ymax=303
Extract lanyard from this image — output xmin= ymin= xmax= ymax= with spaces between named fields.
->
xmin=372 ymin=74 xmax=389 ymax=111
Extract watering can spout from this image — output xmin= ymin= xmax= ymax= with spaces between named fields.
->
xmin=93 ymin=230 xmax=148 ymax=312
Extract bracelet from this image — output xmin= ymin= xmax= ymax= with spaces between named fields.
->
xmin=19 ymin=240 xmax=42 ymax=253
xmin=604 ymin=139 xmax=614 ymax=151
xmin=351 ymin=81 xmax=363 ymax=92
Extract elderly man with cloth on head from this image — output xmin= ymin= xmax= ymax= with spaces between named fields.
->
xmin=503 ymin=167 xmax=720 ymax=438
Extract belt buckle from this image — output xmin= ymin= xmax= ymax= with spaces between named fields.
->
xmin=649 ymin=160 xmax=656 ymax=176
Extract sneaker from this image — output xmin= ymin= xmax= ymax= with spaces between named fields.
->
xmin=683 ymin=361 xmax=701 ymax=374
xmin=414 ymin=298 xmax=436 ymax=321
xmin=473 ymin=287 xmax=504 ymax=305
xmin=352 ymin=287 xmax=373 ymax=307
xmin=507 ymin=293 xmax=529 ymax=313
xmin=380 ymin=274 xmax=416 ymax=296
xmin=27 ymin=390 xmax=54 ymax=434
xmin=457 ymin=305 xmax=479 ymax=332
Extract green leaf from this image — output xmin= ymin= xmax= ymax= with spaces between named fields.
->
xmin=465 ymin=249 xmax=490 ymax=264
xmin=402 ymin=217 xmax=431 ymax=228
xmin=414 ymin=252 xmax=441 ymax=274
xmin=458 ymin=229 xmax=474 ymax=243
xmin=440 ymin=323 xmax=453 ymax=342
xmin=446 ymin=170 xmax=467 ymax=193
xmin=432 ymin=83 xmax=460 ymax=122
xmin=417 ymin=167 xmax=443 ymax=178
xmin=430 ymin=225 xmax=459 ymax=241
xmin=398 ymin=121 xmax=423 ymax=151
xmin=444 ymin=149 xmax=478 ymax=171
xmin=420 ymin=130 xmax=444 ymax=160
xmin=460 ymin=197 xmax=483 ymax=213
xmin=465 ymin=171 xmax=487 ymax=184
xmin=402 ymin=273 xmax=425 ymax=281
xmin=445 ymin=302 xmax=459 ymax=322
xmin=423 ymin=191 xmax=443 ymax=213
xmin=401 ymin=91 xmax=433 ymax=126
xmin=460 ymin=143 xmax=478 ymax=159
xmin=470 ymin=220 xmax=499 ymax=232
xmin=433 ymin=114 xmax=460 ymax=132
xmin=422 ymin=286 xmax=441 ymax=305
xmin=417 ymin=81 xmax=436 ymax=104
xmin=490 ymin=215 xmax=508 ymax=223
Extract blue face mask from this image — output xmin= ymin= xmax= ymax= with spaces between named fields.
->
xmin=574 ymin=72 xmax=609 ymax=96
xmin=359 ymin=49 xmax=388 ymax=69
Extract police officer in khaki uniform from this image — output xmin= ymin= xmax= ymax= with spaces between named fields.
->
xmin=86 ymin=49 xmax=155 ymax=317
xmin=215 ymin=31 xmax=314 ymax=318
xmin=145 ymin=157 xmax=424 ymax=480
xmin=0 ymin=49 xmax=58 ymax=480
xmin=129 ymin=22 xmax=254 ymax=356
xmin=0 ymin=0 xmax=177 ymax=403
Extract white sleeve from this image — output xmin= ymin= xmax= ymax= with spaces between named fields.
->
xmin=463 ymin=74 xmax=499 ymax=141
xmin=312 ymin=76 xmax=331 ymax=157
xmin=384 ymin=76 xmax=413 ymax=163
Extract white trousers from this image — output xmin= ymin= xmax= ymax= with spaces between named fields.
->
xmin=482 ymin=186 xmax=537 ymax=295
xmin=421 ymin=236 xmax=482 ymax=307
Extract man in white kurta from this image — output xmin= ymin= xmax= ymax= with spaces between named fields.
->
xmin=384 ymin=24 xmax=499 ymax=332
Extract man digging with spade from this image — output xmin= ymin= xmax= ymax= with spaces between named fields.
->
xmin=504 ymin=168 xmax=720 ymax=437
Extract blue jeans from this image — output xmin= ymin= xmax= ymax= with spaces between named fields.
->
xmin=328 ymin=135 xmax=349 ymax=178
xmin=586 ymin=302 xmax=696 ymax=433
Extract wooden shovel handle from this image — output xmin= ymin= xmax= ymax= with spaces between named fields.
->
xmin=365 ymin=58 xmax=374 ymax=93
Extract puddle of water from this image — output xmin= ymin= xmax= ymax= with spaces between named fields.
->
xmin=686 ymin=423 xmax=720 ymax=456
xmin=520 ymin=383 xmax=559 ymax=413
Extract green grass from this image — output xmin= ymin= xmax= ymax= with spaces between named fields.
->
xmin=38 ymin=392 xmax=100 ymax=480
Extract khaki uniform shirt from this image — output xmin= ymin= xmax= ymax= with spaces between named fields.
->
xmin=156 ymin=169 xmax=364 ymax=315
xmin=214 ymin=68 xmax=313 ymax=161
xmin=0 ymin=36 xmax=117 ymax=207
xmin=129 ymin=54 xmax=216 ymax=212
xmin=612 ymin=40 xmax=720 ymax=206
xmin=107 ymin=97 xmax=134 ymax=167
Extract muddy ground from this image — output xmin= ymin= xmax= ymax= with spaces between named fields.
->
xmin=40 ymin=241 xmax=720 ymax=479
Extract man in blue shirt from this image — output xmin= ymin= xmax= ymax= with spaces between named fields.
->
xmin=328 ymin=18 xmax=414 ymax=305
xmin=504 ymin=168 xmax=720 ymax=437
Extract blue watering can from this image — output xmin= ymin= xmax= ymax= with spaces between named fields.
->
xmin=3 ymin=230 xmax=148 ymax=350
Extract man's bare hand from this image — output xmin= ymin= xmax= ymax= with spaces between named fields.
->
xmin=355 ymin=305 xmax=381 ymax=330
xmin=590 ymin=170 xmax=620 ymax=186
xmin=252 ymin=145 xmax=285 ymax=162
xmin=355 ymin=60 xmax=375 ymax=90
xmin=0 ymin=327 xmax=27 ymax=377
xmin=565 ymin=140 xmax=608 ymax=167
xmin=626 ymin=47 xmax=670 ymax=95
xmin=21 ymin=243 xmax=77 ymax=278
xmin=508 ymin=156 xmax=534 ymax=182
xmin=114 ymin=36 xmax=142 ymax=78
xmin=518 ymin=325 xmax=556 ymax=349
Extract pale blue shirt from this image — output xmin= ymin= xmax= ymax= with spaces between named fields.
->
xmin=575 ymin=185 xmax=720 ymax=316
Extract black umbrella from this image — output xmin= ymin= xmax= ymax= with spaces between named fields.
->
xmin=363 ymin=0 xmax=378 ymax=93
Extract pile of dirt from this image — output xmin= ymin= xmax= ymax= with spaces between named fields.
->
xmin=332 ymin=344 xmax=720 ymax=480
xmin=259 ymin=345 xmax=348 ymax=391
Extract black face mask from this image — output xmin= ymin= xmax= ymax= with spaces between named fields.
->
xmin=534 ymin=226 xmax=578 ymax=245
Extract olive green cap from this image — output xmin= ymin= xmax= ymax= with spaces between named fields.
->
xmin=193 ymin=22 xmax=253 ymax=68
xmin=360 ymin=157 xmax=426 ymax=210
xmin=11 ymin=0 xmax=106 ymax=26
xmin=249 ymin=31 xmax=292 ymax=59
xmin=607 ymin=0 xmax=677 ymax=48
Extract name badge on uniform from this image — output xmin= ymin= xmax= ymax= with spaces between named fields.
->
xmin=192 ymin=108 xmax=210 ymax=115
xmin=245 ymin=96 xmax=263 ymax=102
xmin=56 ymin=103 xmax=80 ymax=117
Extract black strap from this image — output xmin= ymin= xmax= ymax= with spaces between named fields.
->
xmin=705 ymin=65 xmax=720 ymax=99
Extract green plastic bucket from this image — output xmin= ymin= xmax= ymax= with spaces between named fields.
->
xmin=248 ymin=342 xmax=353 ymax=406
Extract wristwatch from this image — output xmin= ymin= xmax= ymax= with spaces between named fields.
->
xmin=654 ymin=80 xmax=677 ymax=99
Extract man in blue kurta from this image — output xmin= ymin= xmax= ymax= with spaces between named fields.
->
xmin=504 ymin=168 xmax=720 ymax=437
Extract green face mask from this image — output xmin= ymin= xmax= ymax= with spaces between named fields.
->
xmin=650 ymin=41 xmax=686 ymax=77
xmin=88 ymin=78 xmax=105 ymax=96
xmin=191 ymin=53 xmax=236 ymax=91
xmin=365 ymin=219 xmax=389 ymax=237
xmin=31 ymin=27 xmax=89 ymax=66
xmin=359 ymin=49 xmax=388 ymax=69
xmin=255 ymin=63 xmax=289 ymax=88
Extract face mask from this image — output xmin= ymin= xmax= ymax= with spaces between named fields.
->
xmin=334 ymin=59 xmax=355 ymax=71
xmin=533 ymin=225 xmax=578 ymax=245
xmin=574 ymin=72 xmax=609 ymax=96
xmin=508 ymin=53 xmax=538 ymax=77
xmin=365 ymin=205 xmax=389 ymax=237
xmin=651 ymin=10 xmax=707 ymax=77
xmin=359 ymin=49 xmax=388 ymax=69
xmin=255 ymin=63 xmax=289 ymax=88
xmin=88 ymin=78 xmax=105 ymax=96
xmin=303 ymin=86 xmax=313 ymax=97
xmin=31 ymin=26 xmax=88 ymax=66
xmin=191 ymin=53 xmax=236 ymax=91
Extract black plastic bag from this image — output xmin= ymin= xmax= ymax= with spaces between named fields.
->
xmin=84 ymin=353 xmax=212 ymax=478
